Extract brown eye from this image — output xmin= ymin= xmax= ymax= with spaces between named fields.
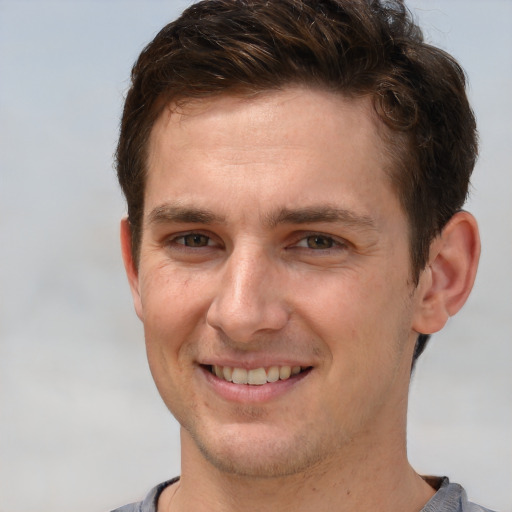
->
xmin=181 ymin=234 xmax=211 ymax=247
xmin=306 ymin=235 xmax=334 ymax=249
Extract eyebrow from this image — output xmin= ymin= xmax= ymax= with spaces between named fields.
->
xmin=147 ymin=202 xmax=377 ymax=232
xmin=147 ymin=204 xmax=226 ymax=225
xmin=265 ymin=206 xmax=377 ymax=231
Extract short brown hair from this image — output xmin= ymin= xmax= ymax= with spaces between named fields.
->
xmin=116 ymin=0 xmax=478 ymax=359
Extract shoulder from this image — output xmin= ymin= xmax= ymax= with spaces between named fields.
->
xmin=422 ymin=477 xmax=497 ymax=512
xmin=111 ymin=504 xmax=139 ymax=512
xmin=110 ymin=478 xmax=179 ymax=512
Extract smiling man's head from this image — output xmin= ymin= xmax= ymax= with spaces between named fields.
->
xmin=115 ymin=2 xmax=481 ymax=509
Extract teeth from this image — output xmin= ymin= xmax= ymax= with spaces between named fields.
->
xmin=222 ymin=366 xmax=233 ymax=382
xmin=291 ymin=366 xmax=301 ymax=376
xmin=248 ymin=368 xmax=267 ymax=385
xmin=267 ymin=366 xmax=280 ymax=383
xmin=232 ymin=368 xmax=248 ymax=384
xmin=279 ymin=366 xmax=291 ymax=380
xmin=211 ymin=365 xmax=308 ymax=385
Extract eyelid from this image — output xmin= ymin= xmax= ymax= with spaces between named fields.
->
xmin=166 ymin=230 xmax=222 ymax=248
xmin=291 ymin=232 xmax=349 ymax=250
xmin=163 ymin=229 xmax=348 ymax=251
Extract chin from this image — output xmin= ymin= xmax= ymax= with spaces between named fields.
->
xmin=189 ymin=422 xmax=337 ymax=479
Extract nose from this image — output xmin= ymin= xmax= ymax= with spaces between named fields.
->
xmin=206 ymin=245 xmax=289 ymax=343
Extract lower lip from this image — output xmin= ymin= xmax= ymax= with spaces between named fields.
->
xmin=199 ymin=366 xmax=312 ymax=403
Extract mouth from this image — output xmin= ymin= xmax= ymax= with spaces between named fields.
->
xmin=205 ymin=364 xmax=312 ymax=385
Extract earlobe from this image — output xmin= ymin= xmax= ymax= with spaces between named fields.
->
xmin=413 ymin=211 xmax=480 ymax=335
xmin=120 ymin=218 xmax=144 ymax=321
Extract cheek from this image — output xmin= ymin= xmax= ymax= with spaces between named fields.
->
xmin=296 ymin=268 xmax=412 ymax=363
xmin=138 ymin=267 xmax=218 ymax=390
xmin=138 ymin=268 xmax=210 ymax=411
xmin=295 ymin=270 xmax=384 ymax=331
xmin=140 ymin=266 xmax=214 ymax=331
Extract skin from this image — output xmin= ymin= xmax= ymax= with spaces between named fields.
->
xmin=121 ymin=87 xmax=480 ymax=512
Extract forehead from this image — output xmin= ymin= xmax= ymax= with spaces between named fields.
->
xmin=148 ymin=87 xmax=392 ymax=160
xmin=145 ymin=87 xmax=398 ymax=221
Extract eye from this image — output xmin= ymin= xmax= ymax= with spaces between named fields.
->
xmin=173 ymin=233 xmax=213 ymax=248
xmin=295 ymin=234 xmax=339 ymax=250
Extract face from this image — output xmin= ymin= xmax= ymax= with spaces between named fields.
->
xmin=123 ymin=87 xmax=425 ymax=478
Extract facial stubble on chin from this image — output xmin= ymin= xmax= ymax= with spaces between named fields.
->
xmin=184 ymin=406 xmax=350 ymax=480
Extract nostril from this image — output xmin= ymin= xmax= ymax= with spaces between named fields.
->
xmin=206 ymin=298 xmax=290 ymax=343
xmin=205 ymin=257 xmax=289 ymax=340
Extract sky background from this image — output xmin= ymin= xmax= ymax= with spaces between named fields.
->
xmin=0 ymin=1 xmax=511 ymax=511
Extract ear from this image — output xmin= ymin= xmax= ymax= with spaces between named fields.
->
xmin=120 ymin=218 xmax=144 ymax=321
xmin=412 ymin=211 xmax=480 ymax=334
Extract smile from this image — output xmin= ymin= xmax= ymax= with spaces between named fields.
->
xmin=208 ymin=365 xmax=311 ymax=385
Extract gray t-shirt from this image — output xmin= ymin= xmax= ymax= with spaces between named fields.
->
xmin=111 ymin=477 xmax=495 ymax=512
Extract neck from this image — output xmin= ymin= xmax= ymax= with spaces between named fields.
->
xmin=160 ymin=428 xmax=435 ymax=512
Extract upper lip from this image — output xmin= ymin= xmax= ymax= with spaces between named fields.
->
xmin=198 ymin=358 xmax=313 ymax=369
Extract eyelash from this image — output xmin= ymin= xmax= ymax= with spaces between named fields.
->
xmin=168 ymin=232 xmax=220 ymax=249
xmin=166 ymin=231 xmax=347 ymax=252
xmin=291 ymin=233 xmax=347 ymax=251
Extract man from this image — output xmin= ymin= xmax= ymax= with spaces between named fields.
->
xmin=112 ymin=1 xmax=488 ymax=511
